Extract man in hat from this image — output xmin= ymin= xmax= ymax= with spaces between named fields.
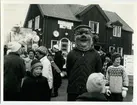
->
xmin=35 ymin=46 xmax=53 ymax=97
xmin=66 ymin=25 xmax=102 ymax=101
xmin=4 ymin=41 xmax=26 ymax=101
xmin=51 ymin=44 xmax=65 ymax=97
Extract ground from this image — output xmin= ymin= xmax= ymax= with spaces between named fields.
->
xmin=51 ymin=78 xmax=133 ymax=101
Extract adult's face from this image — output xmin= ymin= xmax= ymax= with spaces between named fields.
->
xmin=75 ymin=28 xmax=93 ymax=51
xmin=29 ymin=51 xmax=35 ymax=59
xmin=35 ymin=51 xmax=42 ymax=60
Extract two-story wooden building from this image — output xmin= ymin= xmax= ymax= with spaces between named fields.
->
xmin=24 ymin=4 xmax=133 ymax=55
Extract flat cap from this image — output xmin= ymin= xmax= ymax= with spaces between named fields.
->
xmin=73 ymin=25 xmax=92 ymax=35
xmin=74 ymin=25 xmax=91 ymax=31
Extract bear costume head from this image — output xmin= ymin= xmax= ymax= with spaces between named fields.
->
xmin=74 ymin=25 xmax=99 ymax=51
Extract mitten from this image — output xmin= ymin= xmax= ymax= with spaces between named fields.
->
xmin=122 ymin=87 xmax=128 ymax=98
xmin=105 ymin=86 xmax=111 ymax=96
xmin=60 ymin=72 xmax=64 ymax=77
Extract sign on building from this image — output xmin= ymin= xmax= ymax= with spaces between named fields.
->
xmin=58 ymin=20 xmax=73 ymax=30
xmin=124 ymin=55 xmax=133 ymax=75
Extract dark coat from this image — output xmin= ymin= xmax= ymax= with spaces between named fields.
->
xmin=66 ymin=48 xmax=102 ymax=94
xmin=54 ymin=51 xmax=65 ymax=70
xmin=20 ymin=74 xmax=50 ymax=101
xmin=4 ymin=52 xmax=26 ymax=93
xmin=76 ymin=92 xmax=107 ymax=101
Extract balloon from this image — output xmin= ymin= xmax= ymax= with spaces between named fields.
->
xmin=33 ymin=35 xmax=40 ymax=42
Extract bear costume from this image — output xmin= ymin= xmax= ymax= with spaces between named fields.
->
xmin=66 ymin=25 xmax=102 ymax=101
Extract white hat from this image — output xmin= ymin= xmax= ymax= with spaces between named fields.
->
xmin=7 ymin=41 xmax=21 ymax=52
xmin=53 ymin=44 xmax=59 ymax=50
xmin=86 ymin=73 xmax=105 ymax=93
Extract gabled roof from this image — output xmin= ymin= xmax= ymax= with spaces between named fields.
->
xmin=30 ymin=4 xmax=133 ymax=32
xmin=38 ymin=4 xmax=82 ymax=22
xmin=104 ymin=10 xmax=133 ymax=32
xmin=75 ymin=4 xmax=110 ymax=22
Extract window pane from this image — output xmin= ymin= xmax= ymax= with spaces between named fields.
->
xmin=94 ymin=23 xmax=97 ymax=33
xmin=28 ymin=20 xmax=32 ymax=28
xmin=35 ymin=15 xmax=40 ymax=29
xmin=96 ymin=23 xmax=99 ymax=34
xmin=89 ymin=21 xmax=94 ymax=32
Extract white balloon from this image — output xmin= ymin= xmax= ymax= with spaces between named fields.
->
xmin=33 ymin=35 xmax=40 ymax=42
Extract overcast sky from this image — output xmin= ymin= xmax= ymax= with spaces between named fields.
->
xmin=2 ymin=3 xmax=136 ymax=45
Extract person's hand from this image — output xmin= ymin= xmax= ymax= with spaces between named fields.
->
xmin=122 ymin=87 xmax=128 ymax=98
xmin=60 ymin=72 xmax=64 ymax=77
xmin=106 ymin=89 xmax=111 ymax=96
xmin=122 ymin=90 xmax=127 ymax=98
xmin=105 ymin=86 xmax=111 ymax=96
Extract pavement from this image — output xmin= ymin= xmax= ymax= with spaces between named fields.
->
xmin=51 ymin=78 xmax=133 ymax=101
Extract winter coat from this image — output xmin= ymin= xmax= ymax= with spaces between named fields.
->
xmin=20 ymin=74 xmax=50 ymax=101
xmin=54 ymin=51 xmax=65 ymax=70
xmin=40 ymin=56 xmax=53 ymax=89
xmin=66 ymin=48 xmax=102 ymax=94
xmin=76 ymin=92 xmax=107 ymax=101
xmin=4 ymin=52 xmax=26 ymax=93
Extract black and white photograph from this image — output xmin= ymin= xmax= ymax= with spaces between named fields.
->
xmin=1 ymin=0 xmax=137 ymax=104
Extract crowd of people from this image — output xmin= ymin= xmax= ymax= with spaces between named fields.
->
xmin=4 ymin=42 xmax=65 ymax=101
xmin=4 ymin=25 xmax=129 ymax=102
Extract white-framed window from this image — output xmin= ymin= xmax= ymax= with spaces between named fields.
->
xmin=109 ymin=46 xmax=115 ymax=53
xmin=28 ymin=20 xmax=32 ymax=28
xmin=51 ymin=40 xmax=59 ymax=49
xmin=35 ymin=15 xmax=40 ymax=30
xmin=113 ymin=26 xmax=121 ymax=37
xmin=89 ymin=21 xmax=99 ymax=34
xmin=117 ymin=47 xmax=123 ymax=56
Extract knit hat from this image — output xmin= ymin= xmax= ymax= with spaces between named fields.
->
xmin=36 ymin=46 xmax=47 ymax=55
xmin=86 ymin=73 xmax=105 ymax=93
xmin=31 ymin=59 xmax=43 ymax=71
xmin=53 ymin=44 xmax=59 ymax=50
xmin=7 ymin=41 xmax=21 ymax=52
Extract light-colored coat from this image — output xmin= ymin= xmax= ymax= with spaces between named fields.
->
xmin=40 ymin=56 xmax=53 ymax=89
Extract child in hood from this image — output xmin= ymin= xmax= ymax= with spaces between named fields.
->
xmin=20 ymin=59 xmax=50 ymax=101
xmin=76 ymin=73 xmax=107 ymax=101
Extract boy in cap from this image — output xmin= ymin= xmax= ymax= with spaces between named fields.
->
xmin=4 ymin=41 xmax=26 ymax=101
xmin=76 ymin=73 xmax=107 ymax=101
xmin=105 ymin=53 xmax=129 ymax=101
xmin=21 ymin=59 xmax=50 ymax=101
xmin=66 ymin=25 xmax=102 ymax=101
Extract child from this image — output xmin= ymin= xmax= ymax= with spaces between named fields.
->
xmin=20 ymin=59 xmax=51 ymax=101
xmin=76 ymin=73 xmax=107 ymax=101
xmin=105 ymin=53 xmax=129 ymax=101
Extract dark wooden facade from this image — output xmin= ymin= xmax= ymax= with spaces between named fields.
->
xmin=24 ymin=4 xmax=133 ymax=55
